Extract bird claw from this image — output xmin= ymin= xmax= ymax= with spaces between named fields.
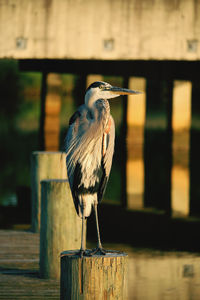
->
xmin=88 ymin=247 xmax=122 ymax=256
xmin=78 ymin=249 xmax=88 ymax=257
xmin=61 ymin=248 xmax=123 ymax=258
xmin=60 ymin=249 xmax=90 ymax=257
xmin=89 ymin=247 xmax=106 ymax=256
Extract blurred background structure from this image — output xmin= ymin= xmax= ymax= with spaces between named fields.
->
xmin=0 ymin=0 xmax=200 ymax=250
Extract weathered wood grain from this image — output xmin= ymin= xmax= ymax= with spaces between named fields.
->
xmin=31 ymin=151 xmax=67 ymax=232
xmin=40 ymin=180 xmax=82 ymax=279
xmin=0 ymin=230 xmax=60 ymax=299
xmin=60 ymin=250 xmax=128 ymax=300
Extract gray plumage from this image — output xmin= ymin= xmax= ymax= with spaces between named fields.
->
xmin=64 ymin=81 xmax=141 ymax=254
xmin=65 ymin=83 xmax=115 ymax=218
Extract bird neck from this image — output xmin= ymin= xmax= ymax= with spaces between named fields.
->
xmin=102 ymin=99 xmax=110 ymax=116
xmin=84 ymin=90 xmax=97 ymax=108
xmin=94 ymin=99 xmax=110 ymax=127
xmin=85 ymin=97 xmax=110 ymax=128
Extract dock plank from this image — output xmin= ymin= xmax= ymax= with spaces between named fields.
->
xmin=0 ymin=230 xmax=60 ymax=299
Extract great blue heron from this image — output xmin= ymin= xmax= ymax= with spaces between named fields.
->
xmin=65 ymin=81 xmax=140 ymax=256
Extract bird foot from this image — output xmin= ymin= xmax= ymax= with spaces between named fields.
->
xmin=60 ymin=249 xmax=91 ymax=258
xmin=89 ymin=247 xmax=106 ymax=256
xmin=88 ymin=247 xmax=122 ymax=256
xmin=61 ymin=248 xmax=123 ymax=258
xmin=78 ymin=249 xmax=89 ymax=257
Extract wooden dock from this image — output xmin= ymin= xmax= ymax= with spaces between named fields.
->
xmin=0 ymin=230 xmax=60 ymax=299
xmin=1 ymin=228 xmax=200 ymax=300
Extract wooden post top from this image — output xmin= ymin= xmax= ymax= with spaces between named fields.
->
xmin=60 ymin=249 xmax=128 ymax=260
xmin=60 ymin=249 xmax=128 ymax=299
xmin=61 ymin=250 xmax=128 ymax=258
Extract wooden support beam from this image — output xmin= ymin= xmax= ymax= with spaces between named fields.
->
xmin=40 ymin=180 xmax=82 ymax=280
xmin=171 ymin=80 xmax=192 ymax=217
xmin=44 ymin=73 xmax=62 ymax=151
xmin=121 ymin=77 xmax=129 ymax=208
xmin=60 ymin=252 xmax=128 ymax=300
xmin=126 ymin=77 xmax=146 ymax=210
xmin=190 ymin=80 xmax=200 ymax=216
xmin=19 ymin=60 xmax=200 ymax=80
xmin=39 ymin=72 xmax=47 ymax=150
xmin=31 ymin=151 xmax=67 ymax=233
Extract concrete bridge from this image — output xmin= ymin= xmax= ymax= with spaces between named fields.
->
xmin=0 ymin=0 xmax=200 ymax=60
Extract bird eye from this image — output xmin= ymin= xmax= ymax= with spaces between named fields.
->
xmin=99 ymin=85 xmax=104 ymax=90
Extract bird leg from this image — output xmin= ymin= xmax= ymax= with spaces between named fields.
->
xmin=89 ymin=202 xmax=107 ymax=256
xmin=89 ymin=202 xmax=123 ymax=256
xmin=79 ymin=219 xmax=86 ymax=257
xmin=78 ymin=195 xmax=88 ymax=257
xmin=95 ymin=202 xmax=103 ymax=249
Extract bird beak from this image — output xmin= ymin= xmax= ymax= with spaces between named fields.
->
xmin=105 ymin=86 xmax=142 ymax=95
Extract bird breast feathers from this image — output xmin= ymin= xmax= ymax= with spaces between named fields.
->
xmin=66 ymin=109 xmax=114 ymax=188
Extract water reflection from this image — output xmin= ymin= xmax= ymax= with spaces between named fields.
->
xmin=127 ymin=159 xmax=144 ymax=210
xmin=171 ymin=166 xmax=190 ymax=217
xmin=127 ymin=250 xmax=200 ymax=300
xmin=88 ymin=242 xmax=200 ymax=300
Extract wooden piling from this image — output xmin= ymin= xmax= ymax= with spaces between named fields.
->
xmin=60 ymin=251 xmax=128 ymax=300
xmin=40 ymin=179 xmax=82 ymax=279
xmin=31 ymin=151 xmax=67 ymax=232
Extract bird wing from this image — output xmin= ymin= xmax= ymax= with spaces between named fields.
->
xmin=98 ymin=116 xmax=115 ymax=202
xmin=65 ymin=106 xmax=115 ymax=213
xmin=65 ymin=107 xmax=83 ymax=214
xmin=65 ymin=104 xmax=103 ymax=215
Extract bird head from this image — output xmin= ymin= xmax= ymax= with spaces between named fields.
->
xmin=85 ymin=81 xmax=141 ymax=107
